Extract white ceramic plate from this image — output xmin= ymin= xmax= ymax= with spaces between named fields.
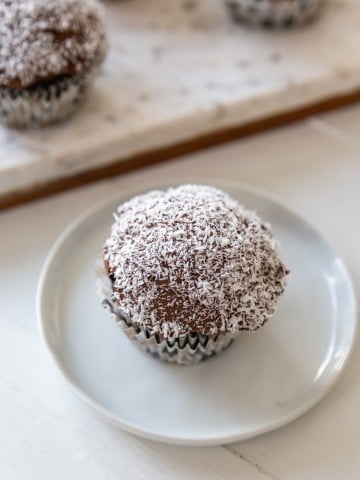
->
xmin=37 ymin=182 xmax=357 ymax=446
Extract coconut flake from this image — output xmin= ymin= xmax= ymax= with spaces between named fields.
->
xmin=104 ymin=185 xmax=288 ymax=338
xmin=0 ymin=0 xmax=108 ymax=87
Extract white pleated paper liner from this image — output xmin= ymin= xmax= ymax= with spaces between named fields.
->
xmin=96 ymin=263 xmax=236 ymax=366
xmin=225 ymin=0 xmax=325 ymax=28
xmin=0 ymin=70 xmax=94 ymax=128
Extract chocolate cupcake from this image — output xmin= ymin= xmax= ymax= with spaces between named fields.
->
xmin=0 ymin=0 xmax=108 ymax=127
xmin=98 ymin=185 xmax=288 ymax=365
xmin=226 ymin=0 xmax=325 ymax=28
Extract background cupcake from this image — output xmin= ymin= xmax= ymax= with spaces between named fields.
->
xmin=98 ymin=185 xmax=288 ymax=365
xmin=0 ymin=0 xmax=108 ymax=128
xmin=225 ymin=0 xmax=325 ymax=28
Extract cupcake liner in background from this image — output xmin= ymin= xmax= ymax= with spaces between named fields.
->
xmin=0 ymin=71 xmax=94 ymax=128
xmin=96 ymin=262 xmax=235 ymax=365
xmin=225 ymin=0 xmax=325 ymax=28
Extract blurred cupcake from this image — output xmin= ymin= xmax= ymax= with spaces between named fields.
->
xmin=0 ymin=0 xmax=108 ymax=128
xmin=98 ymin=185 xmax=289 ymax=365
xmin=225 ymin=0 xmax=325 ymax=28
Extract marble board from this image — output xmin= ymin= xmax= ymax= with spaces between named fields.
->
xmin=1 ymin=0 xmax=359 ymax=208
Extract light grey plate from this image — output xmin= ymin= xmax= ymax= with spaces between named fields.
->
xmin=37 ymin=181 xmax=356 ymax=446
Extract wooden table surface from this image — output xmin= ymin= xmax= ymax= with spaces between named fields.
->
xmin=1 ymin=104 xmax=359 ymax=479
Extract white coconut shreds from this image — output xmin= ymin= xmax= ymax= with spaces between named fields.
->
xmin=104 ymin=185 xmax=288 ymax=338
xmin=0 ymin=0 xmax=108 ymax=87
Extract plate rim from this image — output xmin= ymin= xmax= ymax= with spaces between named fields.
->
xmin=36 ymin=179 xmax=358 ymax=446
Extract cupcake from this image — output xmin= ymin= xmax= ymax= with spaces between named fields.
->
xmin=0 ymin=0 xmax=108 ymax=127
xmin=225 ymin=0 xmax=325 ymax=28
xmin=98 ymin=185 xmax=288 ymax=365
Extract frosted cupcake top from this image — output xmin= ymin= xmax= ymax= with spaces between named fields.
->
xmin=104 ymin=185 xmax=288 ymax=338
xmin=0 ymin=0 xmax=108 ymax=88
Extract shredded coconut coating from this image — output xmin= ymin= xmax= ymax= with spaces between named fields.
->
xmin=0 ymin=0 xmax=108 ymax=88
xmin=104 ymin=185 xmax=288 ymax=338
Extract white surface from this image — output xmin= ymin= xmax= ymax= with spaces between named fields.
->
xmin=1 ymin=104 xmax=360 ymax=477
xmin=37 ymin=182 xmax=356 ymax=446
xmin=2 ymin=0 xmax=360 ymax=197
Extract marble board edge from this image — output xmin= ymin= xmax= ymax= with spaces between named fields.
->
xmin=1 ymin=87 xmax=360 ymax=211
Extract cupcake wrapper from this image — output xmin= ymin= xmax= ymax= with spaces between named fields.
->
xmin=0 ymin=70 xmax=94 ymax=128
xmin=96 ymin=263 xmax=235 ymax=365
xmin=102 ymin=297 xmax=234 ymax=365
xmin=226 ymin=0 xmax=324 ymax=28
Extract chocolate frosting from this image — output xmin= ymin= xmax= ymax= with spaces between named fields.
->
xmin=104 ymin=185 xmax=288 ymax=338
xmin=0 ymin=0 xmax=108 ymax=88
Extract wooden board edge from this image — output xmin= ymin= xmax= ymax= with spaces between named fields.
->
xmin=1 ymin=88 xmax=360 ymax=211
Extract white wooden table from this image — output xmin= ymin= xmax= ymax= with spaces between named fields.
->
xmin=1 ymin=104 xmax=359 ymax=479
